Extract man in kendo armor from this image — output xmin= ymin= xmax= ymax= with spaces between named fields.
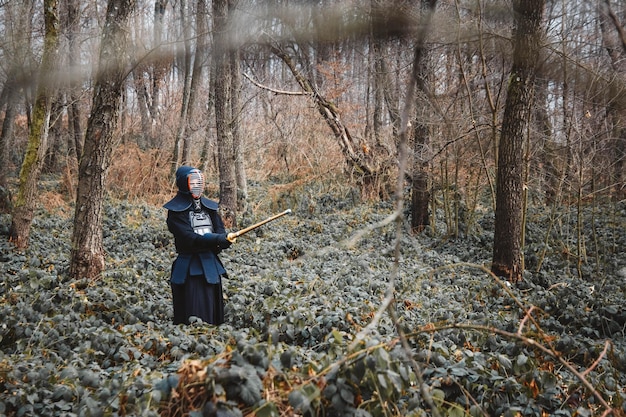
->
xmin=164 ymin=166 xmax=233 ymax=325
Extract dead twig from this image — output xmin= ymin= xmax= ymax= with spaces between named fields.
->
xmin=243 ymin=72 xmax=311 ymax=96
xmin=416 ymin=323 xmax=615 ymax=416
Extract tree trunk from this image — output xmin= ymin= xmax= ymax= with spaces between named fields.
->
xmin=150 ymin=0 xmax=167 ymax=124
xmin=533 ymin=76 xmax=558 ymax=204
xmin=66 ymin=0 xmax=83 ymax=164
xmin=9 ymin=0 xmax=60 ymax=249
xmin=368 ymin=0 xmax=388 ymax=145
xmin=132 ymin=70 xmax=153 ymax=146
xmin=269 ymin=43 xmax=383 ymax=198
xmin=1 ymin=0 xmax=33 ymax=191
xmin=599 ymin=2 xmax=626 ymax=201
xmin=200 ymin=17 xmax=216 ymax=176
xmin=372 ymin=1 xmax=402 ymax=140
xmin=410 ymin=0 xmax=437 ymax=233
xmin=0 ymin=71 xmax=19 ymax=190
xmin=174 ymin=0 xmax=193 ymax=167
xmin=189 ymin=0 xmax=209 ymax=119
xmin=0 ymin=75 xmax=18 ymax=213
xmin=213 ymin=0 xmax=237 ymax=227
xmin=44 ymin=97 xmax=64 ymax=173
xmin=69 ymin=0 xmax=135 ymax=280
xmin=492 ymin=0 xmax=546 ymax=282
xmin=200 ymin=55 xmax=216 ymax=175
xmin=186 ymin=0 xmax=209 ymax=156
xmin=231 ymin=39 xmax=248 ymax=212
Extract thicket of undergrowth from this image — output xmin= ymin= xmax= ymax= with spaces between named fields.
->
xmin=1 ymin=175 xmax=625 ymax=416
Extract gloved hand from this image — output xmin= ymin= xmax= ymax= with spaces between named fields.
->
xmin=217 ymin=233 xmax=232 ymax=249
xmin=201 ymin=232 xmax=232 ymax=249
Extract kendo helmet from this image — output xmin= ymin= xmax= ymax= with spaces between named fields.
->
xmin=175 ymin=166 xmax=205 ymax=199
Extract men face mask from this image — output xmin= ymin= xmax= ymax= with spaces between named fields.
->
xmin=187 ymin=169 xmax=205 ymax=199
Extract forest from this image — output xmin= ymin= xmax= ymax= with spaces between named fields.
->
xmin=0 ymin=0 xmax=625 ymax=416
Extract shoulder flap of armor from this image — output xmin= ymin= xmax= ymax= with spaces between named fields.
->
xmin=164 ymin=194 xmax=219 ymax=212
xmin=163 ymin=193 xmax=192 ymax=211
xmin=201 ymin=197 xmax=219 ymax=210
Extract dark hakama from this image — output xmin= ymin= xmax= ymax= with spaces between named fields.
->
xmin=164 ymin=181 xmax=230 ymax=326
xmin=171 ymin=275 xmax=224 ymax=325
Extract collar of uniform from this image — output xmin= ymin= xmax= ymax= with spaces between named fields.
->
xmin=163 ymin=192 xmax=219 ymax=212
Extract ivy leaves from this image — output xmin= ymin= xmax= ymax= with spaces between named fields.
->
xmin=1 ymin=195 xmax=625 ymax=416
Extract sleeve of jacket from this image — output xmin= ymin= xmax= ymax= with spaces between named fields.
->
xmin=167 ymin=210 xmax=202 ymax=253
xmin=167 ymin=210 xmax=229 ymax=253
xmin=206 ymin=210 xmax=229 ymax=252
xmin=210 ymin=211 xmax=226 ymax=234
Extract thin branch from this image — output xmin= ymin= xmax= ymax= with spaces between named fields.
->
xmin=581 ymin=340 xmax=610 ymax=377
xmin=416 ymin=323 xmax=615 ymax=415
xmin=429 ymin=262 xmax=554 ymax=345
xmin=603 ymin=0 xmax=626 ymax=54
xmin=242 ymin=72 xmax=311 ymax=96
xmin=383 ymin=1 xmax=441 ymax=416
xmin=428 ymin=124 xmax=490 ymax=162
xmin=341 ymin=211 xmax=399 ymax=249
xmin=517 ymin=305 xmax=536 ymax=335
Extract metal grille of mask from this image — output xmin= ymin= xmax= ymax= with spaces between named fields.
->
xmin=188 ymin=169 xmax=205 ymax=199
xmin=189 ymin=211 xmax=213 ymax=235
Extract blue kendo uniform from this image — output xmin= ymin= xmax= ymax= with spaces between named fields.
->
xmin=164 ymin=166 xmax=232 ymax=325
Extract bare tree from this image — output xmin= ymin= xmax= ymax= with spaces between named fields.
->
xmin=9 ymin=0 xmax=60 ymax=248
xmin=133 ymin=0 xmax=169 ymax=152
xmin=231 ymin=34 xmax=248 ymax=212
xmin=172 ymin=0 xmax=193 ymax=168
xmin=369 ymin=1 xmax=405 ymax=141
xmin=69 ymin=0 xmax=135 ymax=280
xmin=599 ymin=1 xmax=626 ymax=201
xmin=0 ymin=2 xmax=35 ymax=210
xmin=198 ymin=0 xmax=216 ymax=175
xmin=410 ymin=0 xmax=437 ymax=233
xmin=213 ymin=0 xmax=238 ymax=227
xmin=269 ymin=42 xmax=383 ymax=198
xmin=132 ymin=66 xmax=153 ymax=142
xmin=491 ymin=0 xmax=546 ymax=282
xmin=189 ymin=0 xmax=210 ymax=126
xmin=1 ymin=0 xmax=624 ymax=252
xmin=64 ymin=0 xmax=84 ymax=164
xmin=150 ymin=0 xmax=167 ymax=126
xmin=0 ymin=69 xmax=20 ymax=192
xmin=182 ymin=0 xmax=210 ymax=167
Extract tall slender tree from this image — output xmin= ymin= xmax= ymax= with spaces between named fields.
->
xmin=0 ymin=69 xmax=20 ymax=192
xmin=269 ymin=42 xmax=381 ymax=197
xmin=0 ymin=1 xmax=34 ymax=192
xmin=9 ymin=0 xmax=60 ymax=248
xmin=230 ymin=20 xmax=248 ymax=212
xmin=491 ymin=0 xmax=546 ymax=282
xmin=173 ymin=0 xmax=193 ymax=168
xmin=599 ymin=1 xmax=626 ymax=201
xmin=410 ymin=0 xmax=437 ymax=233
xmin=65 ymin=0 xmax=84 ymax=165
xmin=188 ymin=0 xmax=209 ymax=132
xmin=213 ymin=0 xmax=238 ymax=227
xmin=151 ymin=0 xmax=167 ymax=126
xmin=69 ymin=0 xmax=135 ymax=280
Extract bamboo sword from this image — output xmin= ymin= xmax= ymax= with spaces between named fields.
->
xmin=226 ymin=209 xmax=292 ymax=242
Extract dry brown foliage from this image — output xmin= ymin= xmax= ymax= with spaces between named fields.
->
xmin=39 ymin=190 xmax=71 ymax=217
xmin=107 ymin=143 xmax=173 ymax=205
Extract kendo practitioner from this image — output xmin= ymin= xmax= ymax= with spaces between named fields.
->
xmin=164 ymin=166 xmax=233 ymax=325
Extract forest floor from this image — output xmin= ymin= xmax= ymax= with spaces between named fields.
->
xmin=1 ymin=180 xmax=625 ymax=416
